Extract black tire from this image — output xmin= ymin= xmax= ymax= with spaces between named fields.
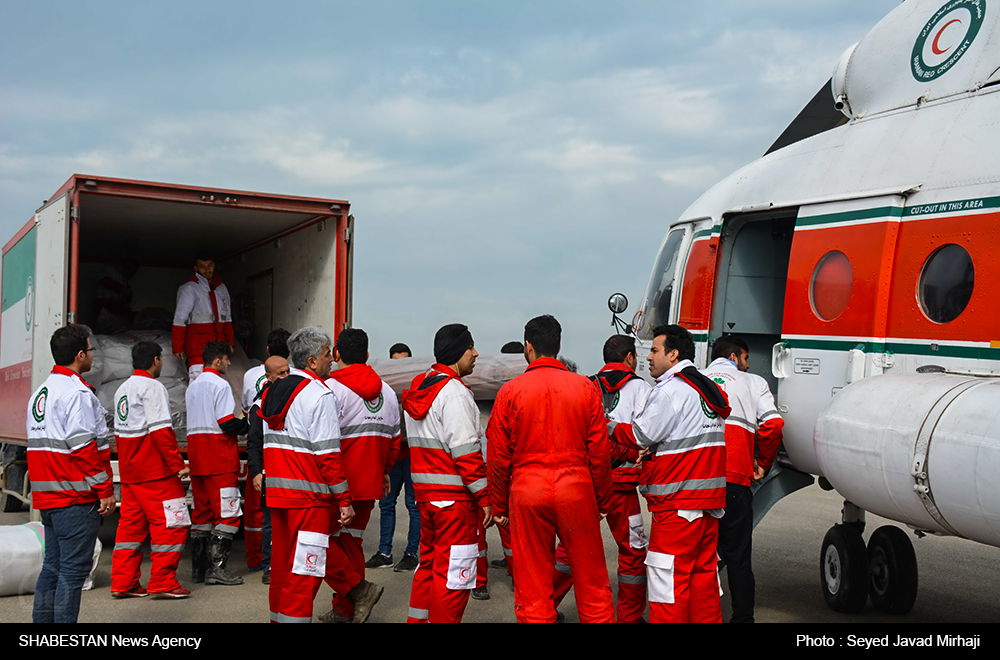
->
xmin=821 ymin=523 xmax=869 ymax=613
xmin=867 ymin=525 xmax=918 ymax=615
xmin=1 ymin=444 xmax=27 ymax=512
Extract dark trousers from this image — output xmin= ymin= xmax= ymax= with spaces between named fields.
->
xmin=718 ymin=482 xmax=755 ymax=623
xmin=34 ymin=502 xmax=101 ymax=623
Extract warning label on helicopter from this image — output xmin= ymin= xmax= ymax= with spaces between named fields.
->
xmin=794 ymin=358 xmax=821 ymax=375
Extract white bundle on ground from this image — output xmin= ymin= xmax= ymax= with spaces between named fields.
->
xmin=0 ymin=523 xmax=101 ymax=596
xmin=368 ymin=354 xmax=528 ymax=400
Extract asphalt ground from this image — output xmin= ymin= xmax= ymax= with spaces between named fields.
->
xmin=1 ymin=484 xmax=998 ymax=626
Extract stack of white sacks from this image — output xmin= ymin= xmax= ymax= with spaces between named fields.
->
xmin=84 ymin=331 xmax=189 ymax=436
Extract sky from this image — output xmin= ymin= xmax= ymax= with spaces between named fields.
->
xmin=0 ymin=0 xmax=902 ymax=375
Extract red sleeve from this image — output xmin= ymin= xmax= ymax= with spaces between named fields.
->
xmin=610 ymin=422 xmax=641 ymax=451
xmin=585 ymin=388 xmax=613 ymax=514
xmin=486 ymin=389 xmax=513 ymax=518
xmin=755 ymin=418 xmax=784 ymax=470
xmin=72 ymin=441 xmax=114 ymax=500
xmin=609 ymin=439 xmax=640 ymax=465
xmin=385 ymin=433 xmax=401 ymax=474
xmin=150 ymin=426 xmax=186 ymax=474
xmin=171 ymin=324 xmax=186 ymax=355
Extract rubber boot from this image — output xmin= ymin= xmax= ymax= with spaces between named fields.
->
xmin=205 ymin=535 xmax=244 ymax=585
xmin=191 ymin=535 xmax=209 ymax=584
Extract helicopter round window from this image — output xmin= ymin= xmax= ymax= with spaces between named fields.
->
xmin=810 ymin=251 xmax=853 ymax=321
xmin=918 ymin=244 xmax=974 ymax=324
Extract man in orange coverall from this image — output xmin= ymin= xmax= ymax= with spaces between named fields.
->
xmin=487 ymin=314 xmax=615 ymax=623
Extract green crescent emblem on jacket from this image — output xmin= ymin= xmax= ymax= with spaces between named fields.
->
xmin=365 ymin=393 xmax=384 ymax=414
xmin=32 ymin=387 xmax=47 ymax=423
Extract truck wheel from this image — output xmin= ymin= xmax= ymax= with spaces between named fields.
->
xmin=1 ymin=444 xmax=26 ymax=512
xmin=821 ymin=523 xmax=868 ymax=613
xmin=867 ymin=525 xmax=918 ymax=614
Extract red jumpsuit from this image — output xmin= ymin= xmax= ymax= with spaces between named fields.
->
xmin=552 ymin=363 xmax=651 ymax=621
xmin=487 ymin=357 xmax=615 ymax=623
xmin=111 ymin=370 xmax=189 ymax=594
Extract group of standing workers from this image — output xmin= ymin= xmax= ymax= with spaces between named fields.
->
xmin=25 ymin=250 xmax=784 ymax=624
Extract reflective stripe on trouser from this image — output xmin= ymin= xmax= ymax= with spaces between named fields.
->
xmin=269 ymin=506 xmax=330 ymax=623
xmin=407 ymin=500 xmax=477 ymax=623
xmin=191 ymin=472 xmax=242 ymax=538
xmin=511 ymin=468 xmax=614 ymax=623
xmin=498 ymin=521 xmax=514 ymax=577
xmin=646 ymin=510 xmax=722 ymax=623
xmin=552 ymin=488 xmax=648 ymax=622
xmin=327 ymin=500 xmax=373 ymax=618
xmin=244 ymin=480 xmax=264 ymax=569
xmin=476 ymin=510 xmax=488 ymax=588
xmin=111 ymin=477 xmax=188 ymax=593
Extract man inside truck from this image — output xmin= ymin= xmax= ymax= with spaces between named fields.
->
xmin=172 ymin=252 xmax=234 ymax=381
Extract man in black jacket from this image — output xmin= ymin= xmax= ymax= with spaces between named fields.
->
xmin=247 ymin=355 xmax=290 ymax=584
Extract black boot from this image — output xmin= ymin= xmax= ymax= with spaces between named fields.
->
xmin=191 ymin=535 xmax=209 ymax=584
xmin=205 ymin=535 xmax=244 ymax=585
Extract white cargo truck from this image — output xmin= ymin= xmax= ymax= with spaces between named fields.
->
xmin=0 ymin=174 xmax=354 ymax=511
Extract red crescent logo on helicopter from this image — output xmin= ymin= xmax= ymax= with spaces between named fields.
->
xmin=931 ymin=18 xmax=963 ymax=54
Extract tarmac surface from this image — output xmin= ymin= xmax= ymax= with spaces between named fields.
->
xmin=1 ymin=483 xmax=998 ymax=624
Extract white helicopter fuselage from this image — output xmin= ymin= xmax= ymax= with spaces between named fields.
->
xmin=633 ymin=0 xmax=1000 ymax=553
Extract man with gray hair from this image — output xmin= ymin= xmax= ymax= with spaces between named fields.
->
xmin=261 ymin=327 xmax=380 ymax=623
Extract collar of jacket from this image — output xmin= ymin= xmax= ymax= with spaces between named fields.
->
xmin=189 ymin=272 xmax=223 ymax=290
xmin=591 ymin=362 xmax=638 ymax=393
xmin=51 ymin=365 xmax=95 ymax=392
xmin=328 ymin=363 xmax=382 ymax=400
xmin=133 ymin=369 xmax=154 ymax=379
xmin=525 ymin=357 xmax=566 ymax=372
xmin=260 ymin=374 xmax=311 ymax=431
xmin=401 ymin=363 xmax=467 ymax=420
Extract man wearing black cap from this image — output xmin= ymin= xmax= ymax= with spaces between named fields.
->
xmin=401 ymin=323 xmax=491 ymax=623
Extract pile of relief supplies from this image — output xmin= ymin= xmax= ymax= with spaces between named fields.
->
xmin=83 ymin=331 xmax=189 ymax=434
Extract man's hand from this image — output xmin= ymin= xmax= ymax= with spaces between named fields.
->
xmin=177 ymin=466 xmax=191 ymax=479
xmin=383 ymin=474 xmax=391 ymax=498
xmin=482 ymin=504 xmax=494 ymax=529
xmin=98 ymin=495 xmax=116 ymax=517
xmin=599 ymin=510 xmax=609 ymax=520
xmin=636 ymin=447 xmax=649 ymax=468
xmin=252 ymin=474 xmax=263 ymax=493
xmin=174 ymin=352 xmax=185 ymax=361
xmin=752 ymin=459 xmax=765 ymax=482
xmin=339 ymin=504 xmax=356 ymax=526
xmin=493 ymin=515 xmax=509 ymax=527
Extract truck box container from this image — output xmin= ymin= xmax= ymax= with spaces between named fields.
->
xmin=1 ymin=174 xmax=354 ymax=450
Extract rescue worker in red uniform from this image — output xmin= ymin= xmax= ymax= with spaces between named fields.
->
xmin=172 ymin=252 xmax=234 ymax=382
xmin=27 ymin=324 xmax=116 ymax=623
xmin=552 ymin=334 xmax=651 ymax=621
xmin=403 ymin=323 xmax=492 ymax=623
xmin=488 ymin=315 xmax=615 ymax=623
xmin=319 ymin=327 xmax=399 ymax=623
xmin=261 ymin=327 xmax=375 ymax=623
xmin=703 ymin=334 xmax=783 ymax=623
xmin=185 ymin=341 xmax=248 ymax=586
xmin=111 ymin=340 xmax=192 ymax=599
xmin=609 ymin=324 xmax=730 ymax=623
